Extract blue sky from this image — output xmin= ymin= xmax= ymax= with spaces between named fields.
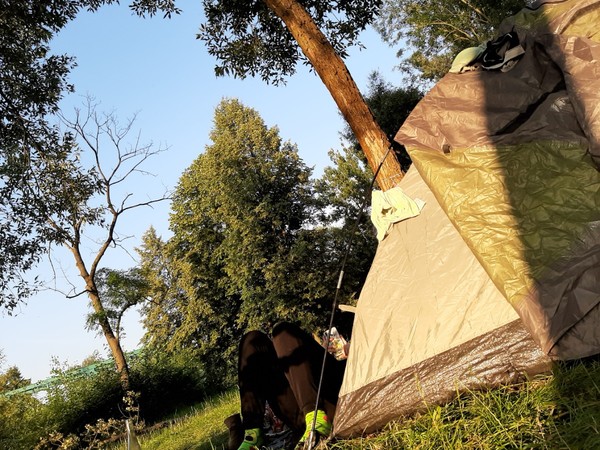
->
xmin=0 ymin=1 xmax=403 ymax=382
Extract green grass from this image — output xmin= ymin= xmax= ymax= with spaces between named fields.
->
xmin=120 ymin=359 xmax=600 ymax=450
xmin=115 ymin=391 xmax=239 ymax=450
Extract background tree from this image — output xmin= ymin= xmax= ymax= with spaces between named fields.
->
xmin=45 ymin=99 xmax=169 ymax=392
xmin=0 ymin=366 xmax=30 ymax=393
xmin=141 ymin=99 xmax=344 ymax=385
xmin=376 ymin=0 xmax=525 ymax=81
xmin=88 ymin=267 xmax=148 ymax=341
xmin=137 ymin=228 xmax=184 ymax=352
xmin=80 ymin=350 xmax=104 ymax=367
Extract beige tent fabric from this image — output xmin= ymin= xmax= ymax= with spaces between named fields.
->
xmin=395 ymin=0 xmax=600 ymax=359
xmin=334 ymin=167 xmax=551 ymax=437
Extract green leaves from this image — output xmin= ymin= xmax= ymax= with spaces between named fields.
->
xmin=87 ymin=268 xmax=149 ymax=336
xmin=198 ymin=0 xmax=382 ymax=85
xmin=0 ymin=0 xmax=98 ymax=309
xmin=140 ymin=99 xmax=350 ymax=384
xmin=377 ymin=0 xmax=524 ymax=81
xmin=170 ymin=98 xmax=317 ymax=328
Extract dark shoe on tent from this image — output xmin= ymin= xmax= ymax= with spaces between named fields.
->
xmin=479 ymin=31 xmax=525 ymax=70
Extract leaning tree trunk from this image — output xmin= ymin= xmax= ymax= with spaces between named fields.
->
xmin=87 ymin=287 xmax=132 ymax=391
xmin=71 ymin=245 xmax=132 ymax=392
xmin=262 ymin=0 xmax=404 ymax=191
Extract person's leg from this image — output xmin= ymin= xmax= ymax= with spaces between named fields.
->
xmin=238 ymin=330 xmax=304 ymax=432
xmin=271 ymin=322 xmax=346 ymax=422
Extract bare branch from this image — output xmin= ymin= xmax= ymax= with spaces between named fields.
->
xmin=48 ymin=98 xmax=170 ymax=388
xmin=65 ymin=289 xmax=91 ymax=299
xmin=428 ymin=21 xmax=477 ymax=42
xmin=120 ymin=193 xmax=171 ymax=214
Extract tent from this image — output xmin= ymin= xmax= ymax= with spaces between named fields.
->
xmin=334 ymin=0 xmax=600 ymax=437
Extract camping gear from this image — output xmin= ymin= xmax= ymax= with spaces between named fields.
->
xmin=334 ymin=0 xmax=600 ymax=437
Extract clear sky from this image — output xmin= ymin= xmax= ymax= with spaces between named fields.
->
xmin=0 ymin=1 xmax=403 ymax=383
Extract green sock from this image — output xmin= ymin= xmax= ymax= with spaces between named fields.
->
xmin=237 ymin=427 xmax=263 ymax=450
xmin=299 ymin=409 xmax=332 ymax=443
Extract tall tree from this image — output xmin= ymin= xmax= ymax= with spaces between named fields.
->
xmin=122 ymin=0 xmax=404 ymax=190
xmin=46 ymin=100 xmax=169 ymax=391
xmin=0 ymin=351 xmax=30 ymax=393
xmin=141 ymin=99 xmax=338 ymax=384
xmin=376 ymin=0 xmax=524 ymax=81
xmin=137 ymin=228 xmax=185 ymax=352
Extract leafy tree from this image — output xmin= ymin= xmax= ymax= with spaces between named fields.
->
xmin=114 ymin=0 xmax=405 ymax=190
xmin=0 ymin=366 xmax=30 ymax=393
xmin=89 ymin=267 xmax=148 ymax=341
xmin=172 ymin=98 xmax=319 ymax=328
xmin=137 ymin=228 xmax=183 ymax=350
xmin=141 ymin=99 xmax=339 ymax=385
xmin=0 ymin=0 xmax=88 ymax=309
xmin=0 ymin=393 xmax=42 ymax=449
xmin=80 ymin=351 xmax=104 ymax=367
xmin=376 ymin=0 xmax=525 ymax=81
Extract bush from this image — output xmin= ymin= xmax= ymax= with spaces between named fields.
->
xmin=41 ymin=365 xmax=123 ymax=436
xmin=0 ymin=348 xmax=213 ymax=449
xmin=0 ymin=394 xmax=44 ymax=450
xmin=130 ymin=348 xmax=211 ymax=422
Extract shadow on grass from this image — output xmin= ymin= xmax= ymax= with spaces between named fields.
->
xmin=546 ymin=357 xmax=600 ymax=448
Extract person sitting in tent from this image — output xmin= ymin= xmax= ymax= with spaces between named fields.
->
xmin=230 ymin=322 xmax=349 ymax=450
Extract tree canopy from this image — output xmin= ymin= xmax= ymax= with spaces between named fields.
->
xmin=140 ymin=99 xmax=367 ymax=384
xmin=196 ymin=0 xmax=381 ymax=85
xmin=376 ymin=0 xmax=525 ymax=81
xmin=0 ymin=0 xmax=89 ymax=309
xmin=0 ymin=366 xmax=30 ymax=393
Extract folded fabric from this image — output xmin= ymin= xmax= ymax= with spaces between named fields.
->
xmin=449 ymin=45 xmax=486 ymax=73
xmin=450 ymin=32 xmax=525 ymax=74
xmin=371 ymin=187 xmax=425 ymax=241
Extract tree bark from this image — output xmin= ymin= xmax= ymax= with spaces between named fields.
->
xmin=70 ymin=242 xmax=131 ymax=391
xmin=262 ymin=0 xmax=404 ymax=191
xmin=87 ymin=286 xmax=131 ymax=391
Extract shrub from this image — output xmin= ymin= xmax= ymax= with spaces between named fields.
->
xmin=0 ymin=348 xmax=213 ymax=449
xmin=130 ymin=348 xmax=210 ymax=422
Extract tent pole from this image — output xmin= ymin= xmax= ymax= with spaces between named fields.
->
xmin=307 ymin=143 xmax=394 ymax=449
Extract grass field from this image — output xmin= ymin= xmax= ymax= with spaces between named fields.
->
xmin=120 ymin=359 xmax=600 ymax=450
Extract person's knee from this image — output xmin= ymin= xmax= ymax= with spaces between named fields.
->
xmin=272 ymin=322 xmax=303 ymax=340
xmin=239 ymin=330 xmax=271 ymax=355
xmin=272 ymin=322 xmax=313 ymax=362
xmin=241 ymin=329 xmax=267 ymax=342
